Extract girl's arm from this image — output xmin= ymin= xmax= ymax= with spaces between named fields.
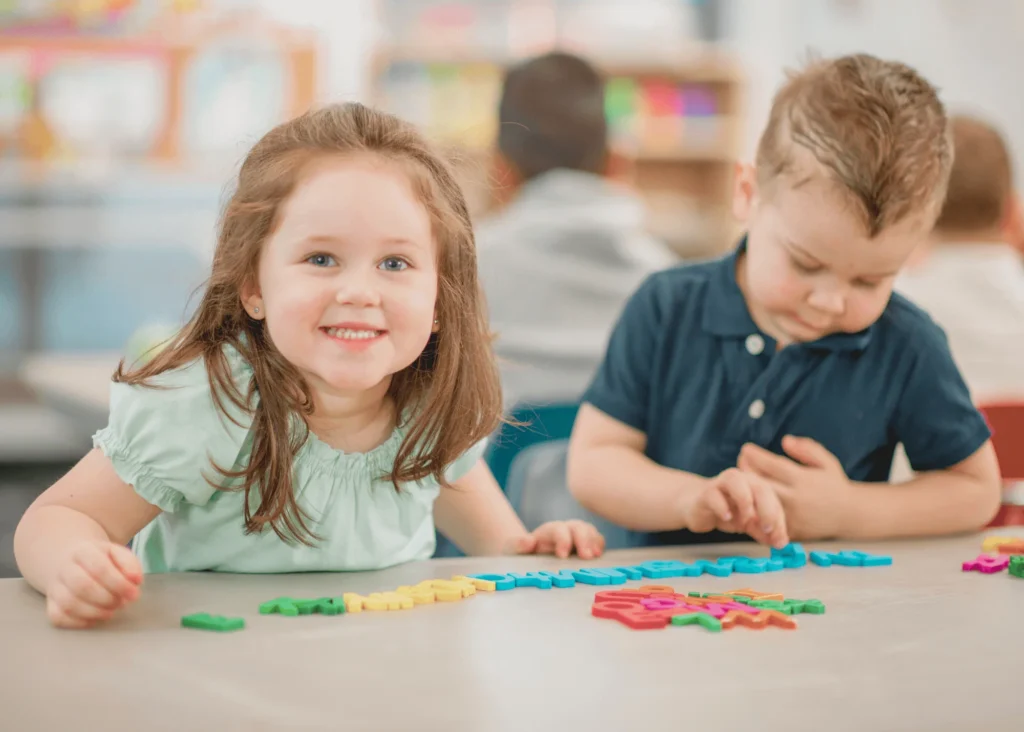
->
xmin=14 ymin=449 xmax=161 ymax=603
xmin=433 ymin=459 xmax=605 ymax=558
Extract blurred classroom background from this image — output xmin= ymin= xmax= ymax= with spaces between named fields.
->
xmin=1 ymin=0 xmax=1023 ymax=575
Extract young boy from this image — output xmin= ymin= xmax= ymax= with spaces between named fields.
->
xmin=566 ymin=54 xmax=1002 ymax=548
xmin=897 ymin=115 xmax=1024 ymax=403
xmin=476 ymin=51 xmax=676 ymax=409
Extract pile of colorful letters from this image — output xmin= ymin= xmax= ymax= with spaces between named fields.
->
xmin=963 ymin=536 xmax=1024 ymax=577
xmin=180 ymin=543 xmax=893 ymax=632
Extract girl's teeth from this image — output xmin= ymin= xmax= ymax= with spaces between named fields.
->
xmin=326 ymin=328 xmax=379 ymax=340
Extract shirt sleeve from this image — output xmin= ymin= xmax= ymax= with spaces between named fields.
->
xmin=92 ymin=355 xmax=254 ymax=512
xmin=892 ymin=320 xmax=992 ymax=472
xmin=580 ymin=273 xmax=665 ymax=433
xmin=444 ymin=438 xmax=489 ymax=483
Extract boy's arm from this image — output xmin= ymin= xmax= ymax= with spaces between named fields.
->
xmin=844 ymin=442 xmax=1001 ymax=538
xmin=567 ymin=403 xmax=704 ymax=531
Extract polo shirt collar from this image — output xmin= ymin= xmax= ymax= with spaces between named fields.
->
xmin=701 ymin=236 xmax=874 ymax=352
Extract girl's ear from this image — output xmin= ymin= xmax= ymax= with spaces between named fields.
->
xmin=241 ymin=278 xmax=265 ymax=320
xmin=431 ymin=314 xmax=440 ymax=333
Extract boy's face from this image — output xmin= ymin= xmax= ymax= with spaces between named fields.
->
xmin=732 ymin=164 xmax=932 ymax=347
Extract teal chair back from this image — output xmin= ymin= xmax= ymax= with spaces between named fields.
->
xmin=433 ymin=402 xmax=639 ymax=557
xmin=488 ymin=402 xmax=581 ymax=494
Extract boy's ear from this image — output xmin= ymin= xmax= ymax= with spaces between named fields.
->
xmin=731 ymin=162 xmax=758 ymax=223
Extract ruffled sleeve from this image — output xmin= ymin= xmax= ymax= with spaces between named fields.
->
xmin=92 ymin=349 xmax=254 ymax=512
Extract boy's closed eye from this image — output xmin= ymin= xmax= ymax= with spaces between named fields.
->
xmin=791 ymin=256 xmax=823 ymax=274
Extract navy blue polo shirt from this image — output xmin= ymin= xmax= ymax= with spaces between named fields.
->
xmin=582 ymin=243 xmax=992 ymax=546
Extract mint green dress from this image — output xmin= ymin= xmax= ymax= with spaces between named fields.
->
xmin=92 ymin=346 xmax=484 ymax=574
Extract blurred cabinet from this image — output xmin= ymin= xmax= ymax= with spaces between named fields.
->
xmin=0 ymin=7 xmax=317 ymax=168
xmin=0 ymin=7 xmax=320 ymax=365
xmin=369 ymin=0 xmax=744 ymax=257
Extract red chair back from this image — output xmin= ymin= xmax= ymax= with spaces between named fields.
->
xmin=979 ymin=402 xmax=1024 ymax=481
xmin=978 ymin=402 xmax=1024 ymax=527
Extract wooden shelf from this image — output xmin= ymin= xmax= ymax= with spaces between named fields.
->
xmin=373 ymin=47 xmax=742 ymax=83
xmin=634 ymin=145 xmax=735 ymax=163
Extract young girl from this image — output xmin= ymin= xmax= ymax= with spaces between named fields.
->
xmin=14 ymin=103 xmax=606 ymax=629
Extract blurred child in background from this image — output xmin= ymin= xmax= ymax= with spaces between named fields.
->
xmin=477 ymin=51 xmax=676 ymax=409
xmin=897 ymin=114 xmax=1024 ymax=402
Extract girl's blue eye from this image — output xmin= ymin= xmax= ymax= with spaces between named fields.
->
xmin=379 ymin=257 xmax=408 ymax=272
xmin=307 ymin=253 xmax=336 ymax=267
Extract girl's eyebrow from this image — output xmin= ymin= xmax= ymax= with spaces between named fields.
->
xmin=298 ymin=235 xmax=425 ymax=248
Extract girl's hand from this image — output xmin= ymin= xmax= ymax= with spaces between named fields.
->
xmin=681 ymin=468 xmax=789 ymax=549
xmin=508 ymin=520 xmax=606 ymax=559
xmin=46 ymin=540 xmax=143 ymax=629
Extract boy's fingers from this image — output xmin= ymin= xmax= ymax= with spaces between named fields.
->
xmin=705 ymin=485 xmax=734 ymax=525
xmin=740 ymin=444 xmax=799 ymax=484
xmin=718 ymin=470 xmax=756 ymax=526
xmin=781 ymin=435 xmax=840 ymax=471
xmin=750 ymin=479 xmax=789 ymax=549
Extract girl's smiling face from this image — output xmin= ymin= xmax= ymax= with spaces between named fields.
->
xmin=246 ymin=154 xmax=439 ymax=399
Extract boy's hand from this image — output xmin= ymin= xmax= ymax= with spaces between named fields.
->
xmin=738 ymin=436 xmax=853 ymax=540
xmin=508 ymin=520 xmax=606 ymax=559
xmin=681 ymin=468 xmax=789 ymax=548
xmin=46 ymin=540 xmax=143 ymax=629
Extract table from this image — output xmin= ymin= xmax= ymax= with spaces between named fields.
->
xmin=17 ymin=351 xmax=117 ymax=418
xmin=1 ymin=532 xmax=1021 ymax=731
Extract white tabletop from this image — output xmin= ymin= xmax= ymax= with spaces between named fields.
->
xmin=1 ymin=532 xmax=1021 ymax=731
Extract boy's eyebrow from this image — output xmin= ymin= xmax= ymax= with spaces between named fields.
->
xmin=785 ymin=241 xmax=822 ymax=263
xmin=787 ymin=241 xmax=899 ymax=278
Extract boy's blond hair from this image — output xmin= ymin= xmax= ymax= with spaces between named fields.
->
xmin=756 ymin=53 xmax=953 ymax=236
xmin=935 ymin=115 xmax=1014 ymax=234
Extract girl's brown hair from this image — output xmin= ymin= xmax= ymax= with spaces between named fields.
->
xmin=115 ymin=102 xmax=503 ymax=544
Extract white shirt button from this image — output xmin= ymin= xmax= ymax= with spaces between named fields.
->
xmin=748 ymin=399 xmax=766 ymax=419
xmin=745 ymin=333 xmax=765 ymax=355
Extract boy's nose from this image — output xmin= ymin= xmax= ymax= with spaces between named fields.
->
xmin=808 ymin=289 xmax=846 ymax=315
